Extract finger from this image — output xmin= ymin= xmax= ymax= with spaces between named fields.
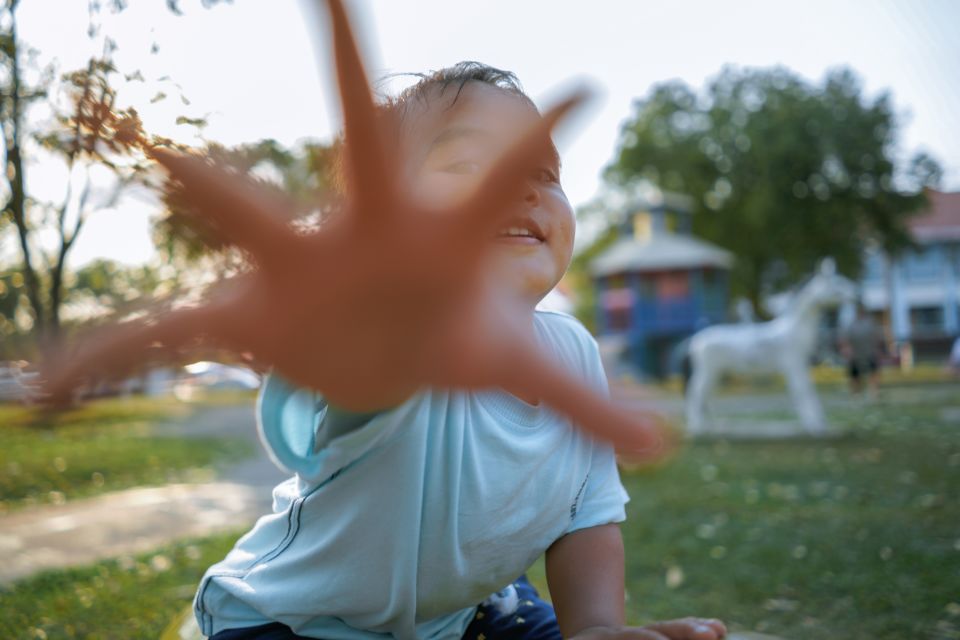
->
xmin=455 ymin=89 xmax=589 ymax=245
xmin=151 ymin=148 xmax=298 ymax=264
xmin=325 ymin=0 xmax=392 ymax=207
xmin=39 ymin=303 xmax=231 ymax=409
xmin=703 ymin=619 xmax=726 ymax=638
xmin=502 ymin=342 xmax=669 ymax=457
xmin=607 ymin=630 xmax=670 ymax=640
xmin=646 ymin=619 xmax=724 ymax=640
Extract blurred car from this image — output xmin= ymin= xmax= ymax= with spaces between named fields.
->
xmin=0 ymin=360 xmax=39 ymax=404
xmin=173 ymin=361 xmax=261 ymax=400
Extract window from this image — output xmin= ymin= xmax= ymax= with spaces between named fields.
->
xmin=635 ymin=277 xmax=655 ymax=299
xmin=862 ymin=250 xmax=885 ymax=283
xmin=656 ymin=271 xmax=690 ymax=299
xmin=601 ymin=287 xmax=634 ymax=334
xmin=820 ymin=308 xmax=840 ymax=330
xmin=909 ymin=306 xmax=944 ymax=330
xmin=608 ymin=307 xmax=631 ymax=332
xmin=903 ymin=247 xmax=942 ymax=281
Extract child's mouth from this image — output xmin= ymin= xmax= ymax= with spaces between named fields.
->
xmin=494 ymin=221 xmax=545 ymax=245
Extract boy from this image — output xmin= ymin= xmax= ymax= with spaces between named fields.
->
xmin=43 ymin=2 xmax=726 ymax=639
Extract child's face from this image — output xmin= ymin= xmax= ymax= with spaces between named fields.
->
xmin=403 ymin=82 xmax=575 ymax=305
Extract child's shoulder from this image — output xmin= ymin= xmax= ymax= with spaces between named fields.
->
xmin=534 ymin=309 xmax=595 ymax=343
xmin=533 ymin=309 xmax=602 ymax=376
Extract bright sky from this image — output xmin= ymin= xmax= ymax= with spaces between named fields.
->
xmin=13 ymin=0 xmax=960 ymax=268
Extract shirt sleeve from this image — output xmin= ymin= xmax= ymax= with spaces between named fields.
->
xmin=256 ymin=372 xmax=412 ymax=484
xmin=564 ymin=325 xmax=630 ymax=535
xmin=565 ymin=441 xmax=630 ymax=535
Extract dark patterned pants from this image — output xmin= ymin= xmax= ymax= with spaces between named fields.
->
xmin=210 ymin=575 xmax=561 ymax=640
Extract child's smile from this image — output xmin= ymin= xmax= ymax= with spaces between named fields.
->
xmin=494 ymin=216 xmax=545 ymax=245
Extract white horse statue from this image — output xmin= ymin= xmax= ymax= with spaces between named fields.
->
xmin=685 ymin=260 xmax=856 ymax=436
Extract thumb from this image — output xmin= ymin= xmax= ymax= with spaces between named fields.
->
xmin=645 ymin=618 xmax=726 ymax=640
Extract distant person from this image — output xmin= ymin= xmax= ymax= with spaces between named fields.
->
xmin=840 ymin=303 xmax=884 ymax=397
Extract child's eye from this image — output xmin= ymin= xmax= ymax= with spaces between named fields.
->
xmin=537 ymin=168 xmax=559 ymax=183
xmin=443 ymin=160 xmax=481 ymax=175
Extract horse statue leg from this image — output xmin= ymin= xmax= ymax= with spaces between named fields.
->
xmin=685 ymin=357 xmax=715 ymax=436
xmin=784 ymin=362 xmax=827 ymax=435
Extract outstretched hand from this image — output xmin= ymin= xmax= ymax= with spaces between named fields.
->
xmin=40 ymin=0 xmax=669 ymax=457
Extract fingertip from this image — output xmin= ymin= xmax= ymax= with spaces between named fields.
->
xmin=614 ymin=410 xmax=677 ymax=462
xmin=147 ymin=147 xmax=195 ymax=176
xmin=146 ymin=145 xmax=176 ymax=163
xmin=692 ymin=624 xmax=715 ymax=640
xmin=542 ymin=87 xmax=593 ymax=128
xmin=706 ymin=619 xmax=727 ymax=637
xmin=692 ymin=618 xmax=727 ymax=640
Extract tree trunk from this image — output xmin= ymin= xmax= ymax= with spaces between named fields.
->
xmin=2 ymin=4 xmax=47 ymax=335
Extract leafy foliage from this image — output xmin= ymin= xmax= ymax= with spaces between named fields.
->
xmin=604 ymin=66 xmax=939 ymax=306
xmin=0 ymin=0 xmax=233 ymax=348
xmin=151 ymin=138 xmax=340 ymax=267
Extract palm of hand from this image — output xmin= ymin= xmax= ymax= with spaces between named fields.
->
xmin=209 ymin=199 xmax=533 ymax=411
xmin=42 ymin=0 xmax=667 ymax=455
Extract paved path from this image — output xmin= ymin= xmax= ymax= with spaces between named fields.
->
xmin=1 ymin=403 xmax=289 ymax=584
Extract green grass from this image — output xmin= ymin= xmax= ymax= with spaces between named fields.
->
xmin=590 ymin=383 xmax=959 ymax=639
xmin=2 ymin=383 xmax=958 ymax=639
xmin=0 ymin=396 xmax=253 ymax=512
xmin=0 ymin=530 xmax=243 ymax=639
xmin=654 ymin=363 xmax=955 ymax=395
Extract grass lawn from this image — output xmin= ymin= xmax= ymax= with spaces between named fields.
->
xmin=0 ymin=395 xmax=254 ymax=512
xmin=1 ymin=382 xmax=957 ymax=639
xmin=602 ymin=382 xmax=958 ymax=639
xmin=0 ymin=530 xmax=243 ymax=639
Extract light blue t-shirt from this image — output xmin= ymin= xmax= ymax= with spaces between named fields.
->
xmin=194 ymin=310 xmax=629 ymax=639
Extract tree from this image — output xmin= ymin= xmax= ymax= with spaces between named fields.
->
xmin=603 ymin=66 xmax=940 ymax=311
xmin=1 ymin=0 xmax=50 ymax=336
xmin=150 ymin=138 xmax=340 ymax=283
xmin=35 ymin=57 xmax=155 ymax=335
xmin=0 ymin=0 xmax=228 ymax=342
xmin=70 ymin=258 xmax=168 ymax=317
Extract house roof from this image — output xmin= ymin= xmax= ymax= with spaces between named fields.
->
xmin=589 ymin=231 xmax=734 ymax=277
xmin=908 ymin=190 xmax=960 ymax=242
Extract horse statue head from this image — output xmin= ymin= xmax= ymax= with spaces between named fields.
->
xmin=800 ymin=257 xmax=858 ymax=310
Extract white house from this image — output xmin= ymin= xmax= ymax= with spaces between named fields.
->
xmin=859 ymin=190 xmax=960 ymax=359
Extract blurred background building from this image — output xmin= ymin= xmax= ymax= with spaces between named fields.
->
xmin=859 ymin=189 xmax=960 ymax=361
xmin=589 ymin=189 xmax=732 ymax=378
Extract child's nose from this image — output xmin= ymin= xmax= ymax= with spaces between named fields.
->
xmin=523 ymin=181 xmax=540 ymax=208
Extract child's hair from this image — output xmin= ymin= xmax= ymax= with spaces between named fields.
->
xmin=330 ymin=62 xmax=536 ymax=194
xmin=380 ymin=61 xmax=536 ymax=120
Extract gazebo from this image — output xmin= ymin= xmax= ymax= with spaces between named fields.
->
xmin=589 ymin=189 xmax=733 ymax=378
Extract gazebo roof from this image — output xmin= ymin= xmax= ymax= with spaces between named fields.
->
xmin=589 ymin=231 xmax=733 ymax=277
